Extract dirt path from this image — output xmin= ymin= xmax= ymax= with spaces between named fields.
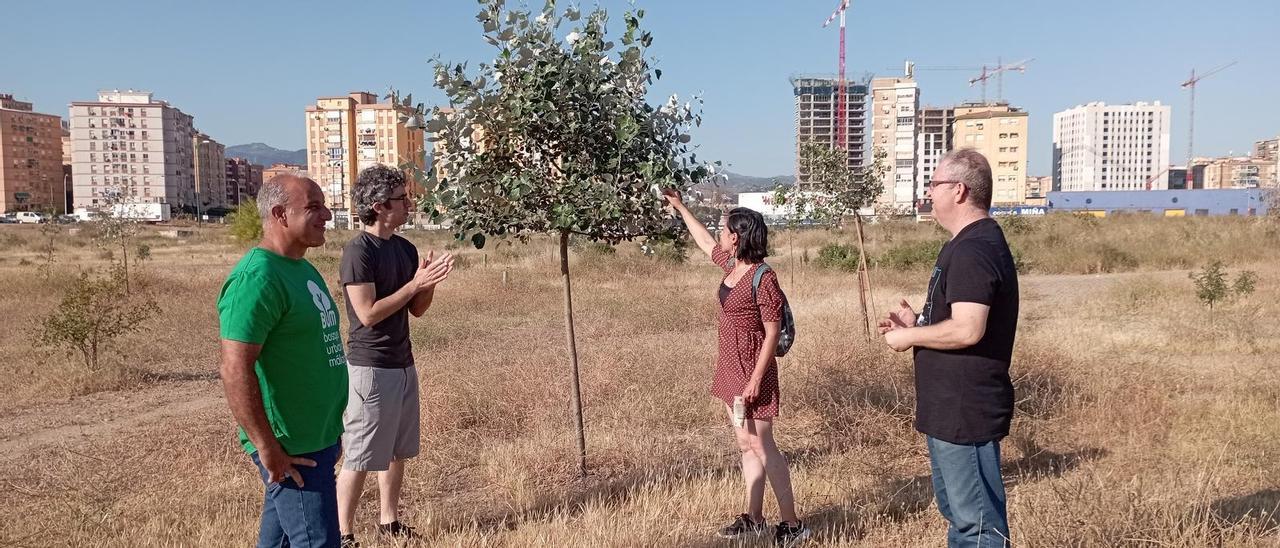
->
xmin=1021 ymin=269 xmax=1186 ymax=308
xmin=0 ymin=379 xmax=224 ymax=457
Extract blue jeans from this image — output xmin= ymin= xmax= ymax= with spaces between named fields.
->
xmin=250 ymin=443 xmax=341 ymax=548
xmin=926 ymin=436 xmax=1010 ymax=548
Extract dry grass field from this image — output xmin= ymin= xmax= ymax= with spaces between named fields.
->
xmin=1 ymin=214 xmax=1278 ymax=547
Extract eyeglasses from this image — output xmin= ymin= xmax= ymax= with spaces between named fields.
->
xmin=386 ymin=195 xmax=410 ymax=203
xmin=927 ymin=180 xmax=962 ymax=190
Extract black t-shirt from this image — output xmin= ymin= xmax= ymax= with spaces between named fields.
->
xmin=913 ymin=218 xmax=1019 ymax=444
xmin=339 ymin=232 xmax=418 ymax=369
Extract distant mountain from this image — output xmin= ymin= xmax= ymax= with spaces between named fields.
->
xmin=226 ymin=143 xmax=307 ymax=166
xmin=693 ymin=171 xmax=795 ymax=200
xmin=218 ymin=146 xmax=790 ymax=198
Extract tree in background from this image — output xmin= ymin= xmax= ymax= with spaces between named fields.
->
xmin=774 ymin=141 xmax=887 ymax=339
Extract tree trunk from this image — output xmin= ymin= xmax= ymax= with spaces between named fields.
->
xmin=852 ymin=214 xmax=874 ymax=342
xmin=120 ymin=235 xmax=130 ymax=296
xmin=559 ymin=230 xmax=588 ymax=477
xmin=788 ymin=229 xmax=795 ymax=288
xmin=90 ymin=337 xmax=99 ymax=372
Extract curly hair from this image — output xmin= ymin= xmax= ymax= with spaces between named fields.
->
xmin=726 ymin=207 xmax=769 ymax=263
xmin=353 ymin=165 xmax=406 ymax=225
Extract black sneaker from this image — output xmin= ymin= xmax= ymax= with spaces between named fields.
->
xmin=339 ymin=534 xmax=359 ymax=548
xmin=717 ymin=513 xmax=768 ymax=539
xmin=377 ymin=521 xmax=418 ymax=538
xmin=774 ymin=521 xmax=811 ymax=547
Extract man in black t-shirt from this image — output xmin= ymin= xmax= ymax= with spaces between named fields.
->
xmin=879 ymin=149 xmax=1019 ymax=548
xmin=336 ymin=165 xmax=454 ymax=546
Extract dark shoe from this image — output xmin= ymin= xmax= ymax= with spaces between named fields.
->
xmin=717 ymin=513 xmax=768 ymax=539
xmin=774 ymin=521 xmax=811 ymax=547
xmin=339 ymin=534 xmax=359 ymax=548
xmin=377 ymin=521 xmax=418 ymax=538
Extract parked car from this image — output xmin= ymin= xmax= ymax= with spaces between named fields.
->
xmin=0 ymin=215 xmax=15 ymax=224
xmin=15 ymin=212 xmax=48 ymax=224
xmin=54 ymin=214 xmax=78 ymax=224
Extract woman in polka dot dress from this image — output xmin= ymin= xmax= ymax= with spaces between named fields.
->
xmin=663 ymin=190 xmax=811 ymax=546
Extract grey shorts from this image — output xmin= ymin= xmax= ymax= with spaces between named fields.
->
xmin=341 ymin=364 xmax=421 ymax=471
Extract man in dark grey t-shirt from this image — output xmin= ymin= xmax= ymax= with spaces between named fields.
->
xmin=336 ymin=165 xmax=453 ymax=546
xmin=879 ymin=149 xmax=1018 ymax=548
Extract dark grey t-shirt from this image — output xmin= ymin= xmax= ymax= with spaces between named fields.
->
xmin=913 ymin=218 xmax=1019 ymax=444
xmin=339 ymin=232 xmax=417 ymax=369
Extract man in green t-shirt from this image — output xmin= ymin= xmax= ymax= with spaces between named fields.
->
xmin=218 ymin=174 xmax=348 ymax=548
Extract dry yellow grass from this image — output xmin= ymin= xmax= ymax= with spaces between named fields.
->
xmin=0 ymin=216 xmax=1278 ymax=547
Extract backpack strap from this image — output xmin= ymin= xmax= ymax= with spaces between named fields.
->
xmin=751 ymin=263 xmax=771 ymax=303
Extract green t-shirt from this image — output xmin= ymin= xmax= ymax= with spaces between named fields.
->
xmin=217 ymin=247 xmax=348 ymax=455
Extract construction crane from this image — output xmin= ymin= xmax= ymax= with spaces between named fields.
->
xmin=968 ymin=58 xmax=1034 ymax=104
xmin=1144 ymin=166 xmax=1172 ymax=191
xmin=1181 ymin=61 xmax=1236 ymax=187
xmin=822 ymin=0 xmax=850 ymax=153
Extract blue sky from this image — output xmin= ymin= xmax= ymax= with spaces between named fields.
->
xmin=2 ymin=0 xmax=1276 ymax=176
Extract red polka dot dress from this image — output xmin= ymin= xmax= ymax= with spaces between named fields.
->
xmin=710 ymin=247 xmax=784 ymax=419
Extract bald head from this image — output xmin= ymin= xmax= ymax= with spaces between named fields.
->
xmin=258 ymin=173 xmax=315 ymax=222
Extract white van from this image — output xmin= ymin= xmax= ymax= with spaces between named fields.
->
xmin=15 ymin=212 xmax=47 ymax=224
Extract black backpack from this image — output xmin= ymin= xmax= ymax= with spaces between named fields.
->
xmin=748 ymin=264 xmax=797 ymax=357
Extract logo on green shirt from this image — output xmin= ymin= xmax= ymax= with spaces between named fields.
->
xmin=307 ymin=279 xmax=339 ymax=331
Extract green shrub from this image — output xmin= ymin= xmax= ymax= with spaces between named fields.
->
xmin=227 ymin=200 xmax=262 ymax=244
xmin=875 ymin=239 xmax=945 ymax=270
xmin=37 ymin=266 xmax=160 ymax=371
xmin=1190 ymin=260 xmax=1229 ymax=314
xmin=814 ymin=242 xmax=859 ymax=271
xmin=1233 ymin=271 xmax=1257 ymax=297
